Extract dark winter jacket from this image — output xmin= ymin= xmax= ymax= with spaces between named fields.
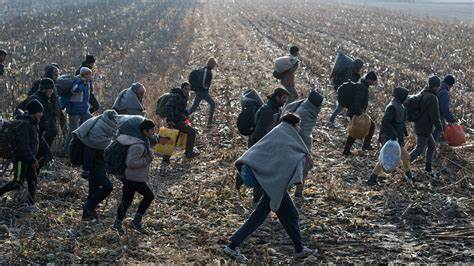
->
xmin=165 ymin=88 xmax=189 ymax=123
xmin=348 ymin=79 xmax=370 ymax=117
xmin=75 ymin=66 xmax=100 ymax=113
xmin=18 ymin=90 xmax=57 ymax=135
xmin=414 ymin=87 xmax=442 ymax=136
xmin=437 ymin=83 xmax=456 ymax=124
xmin=193 ymin=66 xmax=213 ymax=92
xmin=14 ymin=114 xmax=48 ymax=164
xmin=0 ymin=64 xmax=4 ymax=76
xmin=379 ymin=87 xmax=409 ymax=145
xmin=332 ymin=71 xmax=361 ymax=91
xmin=249 ymin=98 xmax=281 ymax=146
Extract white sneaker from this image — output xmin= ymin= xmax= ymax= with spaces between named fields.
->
xmin=294 ymin=246 xmax=320 ymax=260
xmin=427 ymin=170 xmax=438 ymax=178
xmin=224 ymin=246 xmax=248 ymax=263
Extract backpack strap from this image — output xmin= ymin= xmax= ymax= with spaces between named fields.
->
xmin=202 ymin=68 xmax=208 ymax=90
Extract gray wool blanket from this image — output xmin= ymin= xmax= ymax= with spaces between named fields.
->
xmin=74 ymin=109 xmax=118 ymax=150
xmin=113 ymin=88 xmax=145 ymax=115
xmin=235 ymin=122 xmax=309 ymax=211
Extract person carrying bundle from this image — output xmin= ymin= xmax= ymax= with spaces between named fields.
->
xmin=341 ymin=71 xmax=378 ymax=156
xmin=113 ymin=82 xmax=146 ymax=116
xmin=75 ymin=55 xmax=100 ymax=114
xmin=433 ymin=75 xmax=457 ymax=143
xmin=367 ymin=87 xmax=413 ymax=186
xmin=273 ymin=46 xmax=300 ymax=102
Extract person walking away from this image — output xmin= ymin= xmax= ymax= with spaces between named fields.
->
xmin=0 ymin=50 xmax=7 ymax=76
xmin=187 ymin=58 xmax=218 ymax=127
xmin=74 ymin=110 xmax=118 ymax=221
xmin=113 ymin=82 xmax=146 ymax=116
xmin=63 ymin=67 xmax=93 ymax=153
xmin=367 ymin=87 xmax=413 ymax=186
xmin=165 ymin=82 xmax=199 ymax=160
xmin=342 ymin=71 xmax=378 ymax=156
xmin=249 ymin=88 xmax=289 ymax=203
xmin=327 ymin=58 xmax=364 ymax=128
xmin=113 ymin=119 xmax=156 ymax=234
xmin=283 ymin=90 xmax=323 ymax=198
xmin=0 ymin=100 xmax=48 ymax=212
xmin=76 ymin=55 xmax=100 ymax=114
xmin=433 ymin=75 xmax=456 ymax=143
xmin=280 ymin=46 xmax=300 ymax=102
xmin=224 ymin=113 xmax=318 ymax=263
xmin=409 ymin=75 xmax=443 ymax=178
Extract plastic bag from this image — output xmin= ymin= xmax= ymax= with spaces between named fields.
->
xmin=348 ymin=114 xmax=371 ymax=139
xmin=379 ymin=140 xmax=401 ymax=172
xmin=444 ymin=125 xmax=466 ymax=147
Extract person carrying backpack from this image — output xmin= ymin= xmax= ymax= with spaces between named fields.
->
xmin=433 ymin=75 xmax=457 ymax=143
xmin=327 ymin=58 xmax=364 ymax=128
xmin=165 ymin=82 xmax=199 ymax=160
xmin=0 ymin=100 xmax=48 ymax=213
xmin=409 ymin=75 xmax=443 ymax=178
xmin=342 ymin=71 xmax=378 ymax=156
xmin=224 ymin=113 xmax=318 ymax=263
xmin=113 ymin=119 xmax=156 ymax=234
xmin=74 ymin=109 xmax=118 ymax=221
xmin=283 ymin=90 xmax=323 ymax=198
xmin=367 ymin=87 xmax=413 ymax=186
xmin=75 ymin=55 xmax=100 ymax=114
xmin=112 ymin=82 xmax=146 ymax=116
xmin=63 ymin=67 xmax=93 ymax=154
xmin=187 ymin=58 xmax=218 ymax=127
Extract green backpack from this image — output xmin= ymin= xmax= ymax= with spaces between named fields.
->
xmin=155 ymin=93 xmax=171 ymax=118
xmin=0 ymin=120 xmax=24 ymax=159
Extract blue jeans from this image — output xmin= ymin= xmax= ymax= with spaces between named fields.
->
xmin=328 ymin=101 xmax=343 ymax=124
xmin=229 ymin=190 xmax=303 ymax=253
xmin=83 ymin=146 xmax=113 ymax=213
xmin=64 ymin=112 xmax=92 ymax=153
xmin=188 ymin=91 xmax=216 ymax=125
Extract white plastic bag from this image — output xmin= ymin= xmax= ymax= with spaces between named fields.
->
xmin=379 ymin=140 xmax=401 ymax=172
xmin=274 ymin=56 xmax=299 ymax=73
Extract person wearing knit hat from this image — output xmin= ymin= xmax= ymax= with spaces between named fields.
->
xmin=409 ymin=75 xmax=443 ymax=178
xmin=75 ymin=54 xmax=100 ymax=114
xmin=248 ymin=87 xmax=290 ymax=203
xmin=342 ymin=71 xmax=378 ymax=156
xmin=44 ymin=64 xmax=60 ymax=82
xmin=187 ymin=57 xmax=218 ymax=127
xmin=112 ymin=82 xmax=146 ymax=116
xmin=433 ymin=74 xmax=457 ymax=143
xmin=0 ymin=98 xmax=49 ymax=212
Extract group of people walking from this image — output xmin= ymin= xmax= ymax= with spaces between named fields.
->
xmin=0 ymin=44 xmax=460 ymax=262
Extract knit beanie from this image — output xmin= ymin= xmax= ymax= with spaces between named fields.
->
xmin=80 ymin=67 xmax=92 ymax=76
xmin=44 ymin=65 xmax=59 ymax=79
xmin=443 ymin=75 xmax=455 ymax=86
xmin=269 ymin=87 xmax=290 ymax=99
xmin=39 ymin=78 xmax=55 ymax=91
xmin=308 ymin=90 xmax=324 ymax=108
xmin=26 ymin=99 xmax=44 ymax=114
xmin=207 ymin=58 xmax=218 ymax=68
xmin=428 ymin=75 xmax=441 ymax=88
xmin=131 ymin=82 xmax=145 ymax=93
xmin=85 ymin=55 xmax=96 ymax=64
xmin=365 ymin=71 xmax=377 ymax=81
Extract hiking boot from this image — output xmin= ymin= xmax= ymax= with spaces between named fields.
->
xmin=113 ymin=220 xmax=125 ymax=235
xmin=294 ymin=246 xmax=320 ymax=260
xmin=224 ymin=246 xmax=248 ymax=263
xmin=185 ymin=151 xmax=200 ymax=159
xmin=82 ymin=209 xmax=99 ymax=222
xmin=342 ymin=149 xmax=352 ymax=156
xmin=405 ymin=171 xmax=415 ymax=182
xmin=131 ymin=214 xmax=149 ymax=234
xmin=366 ymin=173 xmax=379 ymax=186
xmin=326 ymin=121 xmax=335 ymax=128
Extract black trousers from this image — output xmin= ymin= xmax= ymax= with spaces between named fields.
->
xmin=175 ymin=122 xmax=196 ymax=155
xmin=0 ymin=160 xmax=37 ymax=205
xmin=83 ymin=146 xmax=113 ymax=213
xmin=117 ymin=180 xmax=155 ymax=221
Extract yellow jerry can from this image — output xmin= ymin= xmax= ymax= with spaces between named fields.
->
xmin=176 ymin=132 xmax=187 ymax=150
xmin=154 ymin=127 xmax=180 ymax=156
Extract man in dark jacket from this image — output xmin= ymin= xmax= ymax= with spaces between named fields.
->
xmin=0 ymin=49 xmax=6 ymax=76
xmin=75 ymin=55 xmax=100 ymax=113
xmin=249 ymin=87 xmax=289 ymax=203
xmin=165 ymin=82 xmax=199 ymax=159
xmin=327 ymin=58 xmax=364 ymax=128
xmin=0 ymin=100 xmax=48 ymax=212
xmin=18 ymin=78 xmax=58 ymax=150
xmin=367 ymin=87 xmax=413 ymax=186
xmin=409 ymin=75 xmax=442 ymax=177
xmin=342 ymin=71 xmax=378 ymax=156
xmin=187 ymin=58 xmax=218 ymax=127
xmin=433 ymin=75 xmax=456 ymax=142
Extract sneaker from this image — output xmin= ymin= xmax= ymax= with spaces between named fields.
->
xmin=82 ymin=209 xmax=99 ymax=222
xmin=362 ymin=144 xmax=374 ymax=151
xmin=427 ymin=170 xmax=438 ymax=178
xmin=131 ymin=220 xmax=149 ymax=235
xmin=342 ymin=150 xmax=352 ymax=156
xmin=366 ymin=173 xmax=379 ymax=186
xmin=405 ymin=171 xmax=415 ymax=182
xmin=23 ymin=204 xmax=39 ymax=213
xmin=294 ymin=246 xmax=320 ymax=260
xmin=185 ymin=151 xmax=200 ymax=159
xmin=224 ymin=246 xmax=248 ymax=263
xmin=113 ymin=220 xmax=125 ymax=235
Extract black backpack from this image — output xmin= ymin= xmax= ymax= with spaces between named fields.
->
xmin=0 ymin=120 xmax=23 ymax=159
xmin=104 ymin=140 xmax=129 ymax=178
xmin=155 ymin=93 xmax=171 ymax=117
xmin=272 ymin=70 xmax=284 ymax=80
xmin=56 ymin=74 xmax=78 ymax=97
xmin=69 ymin=133 xmax=85 ymax=166
xmin=237 ymin=104 xmax=261 ymax=136
xmin=188 ymin=68 xmax=207 ymax=91
xmin=405 ymin=94 xmax=424 ymax=122
xmin=337 ymin=82 xmax=356 ymax=108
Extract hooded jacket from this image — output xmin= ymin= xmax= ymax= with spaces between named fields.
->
xmin=117 ymin=134 xmax=153 ymax=183
xmin=165 ymin=88 xmax=188 ymax=123
xmin=112 ymin=87 xmax=145 ymax=116
xmin=18 ymin=90 xmax=56 ymax=134
xmin=379 ymin=87 xmax=409 ymax=145
xmin=348 ymin=79 xmax=370 ymax=117
xmin=437 ymin=83 xmax=456 ymax=124
xmin=249 ymin=97 xmax=281 ymax=146
xmin=14 ymin=114 xmax=48 ymax=164
xmin=414 ymin=87 xmax=442 ymax=136
xmin=74 ymin=110 xmax=118 ymax=150
xmin=66 ymin=78 xmax=90 ymax=115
